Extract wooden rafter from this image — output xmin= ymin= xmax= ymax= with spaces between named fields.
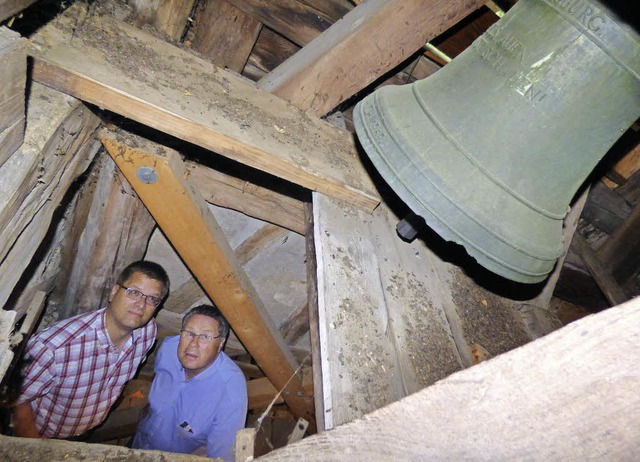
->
xmin=258 ymin=0 xmax=485 ymax=116
xmin=101 ymin=129 xmax=315 ymax=423
xmin=28 ymin=2 xmax=379 ymax=212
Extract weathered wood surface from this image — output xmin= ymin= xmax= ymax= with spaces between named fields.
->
xmin=29 ymin=2 xmax=380 ymax=212
xmin=0 ymin=83 xmax=101 ymax=312
xmin=313 ymin=192 xmax=565 ymax=429
xmin=187 ymin=162 xmax=307 ymax=235
xmin=259 ymin=295 xmax=640 ymax=461
xmin=0 ymin=0 xmax=37 ymax=22
xmin=227 ymin=0 xmax=350 ymax=47
xmin=313 ymin=193 xmax=463 ymax=429
xmin=101 ymin=129 xmax=315 ymax=422
xmin=0 ymin=434 xmax=210 ymax=462
xmin=0 ymin=26 xmax=26 ymax=166
xmin=189 ymin=0 xmax=262 ymax=72
xmin=49 ymin=152 xmax=156 ymax=319
xmin=259 ymin=0 xmax=484 ymax=116
xmin=129 ymin=0 xmax=196 ymax=41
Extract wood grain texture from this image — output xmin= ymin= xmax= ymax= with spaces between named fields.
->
xmin=259 ymin=296 xmax=640 ymax=461
xmin=259 ymin=0 xmax=484 ymax=115
xmin=28 ymin=3 xmax=379 ymax=212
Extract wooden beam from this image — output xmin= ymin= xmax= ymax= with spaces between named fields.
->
xmin=226 ymin=0 xmax=350 ymax=47
xmin=0 ymin=0 xmax=38 ymax=22
xmin=0 ymin=83 xmax=101 ymax=311
xmin=571 ymin=233 xmax=629 ymax=306
xmin=101 ymin=129 xmax=314 ymax=422
xmin=29 ymin=3 xmax=379 ymax=212
xmin=129 ymin=0 xmax=196 ymax=42
xmin=189 ymin=0 xmax=262 ymax=73
xmin=257 ymin=296 xmax=640 ymax=461
xmin=233 ymin=223 xmax=289 ymax=265
xmin=258 ymin=0 xmax=484 ymax=116
xmin=187 ymin=160 xmax=306 ymax=235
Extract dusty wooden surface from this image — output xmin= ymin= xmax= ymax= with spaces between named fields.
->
xmin=313 ymin=193 xmax=463 ymax=429
xmin=0 ymin=434 xmax=212 ymax=461
xmin=312 ymin=191 xmax=565 ymax=429
xmin=28 ymin=2 xmax=380 ymax=212
xmin=258 ymin=296 xmax=640 ymax=461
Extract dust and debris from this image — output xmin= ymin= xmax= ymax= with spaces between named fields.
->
xmin=450 ymin=269 xmax=532 ymax=355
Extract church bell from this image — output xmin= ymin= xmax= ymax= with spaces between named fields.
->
xmin=353 ymin=0 xmax=640 ymax=283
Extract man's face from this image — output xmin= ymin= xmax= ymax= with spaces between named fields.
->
xmin=178 ymin=314 xmax=224 ymax=380
xmin=107 ymin=271 xmax=164 ymax=333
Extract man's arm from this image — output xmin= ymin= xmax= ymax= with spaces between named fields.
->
xmin=12 ymin=402 xmax=42 ymax=438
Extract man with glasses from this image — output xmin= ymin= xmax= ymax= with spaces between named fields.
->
xmin=11 ymin=260 xmax=169 ymax=439
xmin=132 ymin=304 xmax=248 ymax=461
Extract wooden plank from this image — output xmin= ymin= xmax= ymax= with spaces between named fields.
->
xmin=572 ymin=233 xmax=629 ymax=306
xmin=286 ymin=417 xmax=308 ymax=444
xmin=234 ymin=223 xmax=289 ymax=265
xmin=52 ymin=153 xmax=155 ymax=319
xmin=0 ymin=83 xmax=101 ymax=311
xmin=0 ymin=434 xmax=212 ymax=461
xmin=235 ymin=428 xmax=256 ymax=462
xmin=313 ymin=193 xmax=462 ymax=429
xmin=0 ymin=0 xmax=38 ymax=22
xmin=0 ymin=27 xmax=26 ymax=166
xmin=248 ymin=377 xmax=285 ymax=409
xmin=187 ymin=161 xmax=306 ymax=235
xmin=227 ymin=0 xmax=350 ymax=47
xmin=257 ymin=296 xmax=640 ymax=461
xmin=259 ymin=0 xmax=484 ymax=116
xmin=129 ymin=0 xmax=196 ymax=41
xmin=189 ymin=0 xmax=261 ymax=73
xmin=243 ymin=26 xmax=300 ymax=81
xmin=29 ymin=3 xmax=379 ymax=212
xmin=101 ymin=129 xmax=315 ymax=422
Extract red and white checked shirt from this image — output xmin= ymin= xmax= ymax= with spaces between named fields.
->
xmin=16 ymin=308 xmax=156 ymax=438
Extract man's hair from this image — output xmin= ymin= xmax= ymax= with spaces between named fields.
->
xmin=181 ymin=304 xmax=230 ymax=339
xmin=116 ymin=260 xmax=170 ymax=299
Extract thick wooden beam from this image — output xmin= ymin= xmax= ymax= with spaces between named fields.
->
xmin=189 ymin=0 xmax=262 ymax=73
xmin=101 ymin=129 xmax=314 ymax=422
xmin=571 ymin=233 xmax=629 ymax=306
xmin=29 ymin=3 xmax=379 ymax=212
xmin=258 ymin=296 xmax=640 ymax=461
xmin=259 ymin=0 xmax=484 ymax=116
xmin=129 ymin=0 xmax=196 ymax=42
xmin=187 ymin=160 xmax=306 ymax=235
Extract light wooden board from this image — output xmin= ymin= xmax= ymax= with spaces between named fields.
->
xmin=259 ymin=295 xmax=640 ymax=460
xmin=28 ymin=2 xmax=379 ymax=212
xmin=313 ymin=193 xmax=462 ymax=429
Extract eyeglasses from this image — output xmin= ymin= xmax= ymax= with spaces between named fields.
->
xmin=121 ymin=286 xmax=163 ymax=307
xmin=180 ymin=329 xmax=222 ymax=343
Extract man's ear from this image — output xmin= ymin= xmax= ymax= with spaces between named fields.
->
xmin=108 ymin=284 xmax=120 ymax=303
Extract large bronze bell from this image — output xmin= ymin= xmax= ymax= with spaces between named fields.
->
xmin=354 ymin=0 xmax=640 ymax=284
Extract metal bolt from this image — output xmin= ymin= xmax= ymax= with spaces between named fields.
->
xmin=136 ymin=166 xmax=158 ymax=184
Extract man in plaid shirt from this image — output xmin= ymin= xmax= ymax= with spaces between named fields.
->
xmin=11 ymin=260 xmax=170 ymax=439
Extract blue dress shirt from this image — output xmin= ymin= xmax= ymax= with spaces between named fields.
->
xmin=132 ymin=336 xmax=248 ymax=460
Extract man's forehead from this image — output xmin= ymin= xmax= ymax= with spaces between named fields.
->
xmin=185 ymin=314 xmax=219 ymax=331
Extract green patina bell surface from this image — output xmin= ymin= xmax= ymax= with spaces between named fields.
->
xmin=354 ymin=0 xmax=640 ymax=284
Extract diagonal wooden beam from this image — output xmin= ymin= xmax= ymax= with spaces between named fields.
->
xmin=101 ymin=128 xmax=315 ymax=422
xmin=259 ymin=0 xmax=484 ymax=116
xmin=28 ymin=2 xmax=379 ymax=212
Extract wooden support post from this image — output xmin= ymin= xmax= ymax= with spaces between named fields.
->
xmin=235 ymin=427 xmax=256 ymax=462
xmin=101 ymin=129 xmax=315 ymax=423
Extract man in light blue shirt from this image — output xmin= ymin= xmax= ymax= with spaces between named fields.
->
xmin=132 ymin=304 xmax=248 ymax=460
